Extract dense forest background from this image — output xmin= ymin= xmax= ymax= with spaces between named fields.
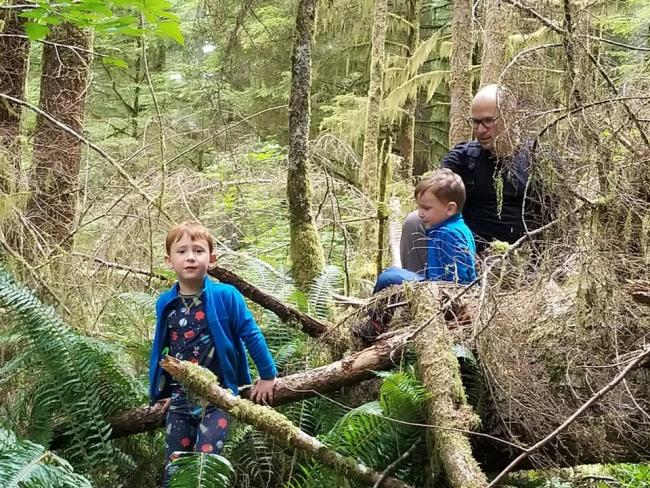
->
xmin=0 ymin=0 xmax=649 ymax=487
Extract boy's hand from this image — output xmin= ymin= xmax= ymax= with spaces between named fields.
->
xmin=249 ymin=377 xmax=277 ymax=405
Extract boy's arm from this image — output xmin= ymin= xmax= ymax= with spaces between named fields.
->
xmin=229 ymin=288 xmax=277 ymax=380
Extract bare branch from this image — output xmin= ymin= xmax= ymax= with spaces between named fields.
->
xmin=487 ymin=346 xmax=650 ymax=487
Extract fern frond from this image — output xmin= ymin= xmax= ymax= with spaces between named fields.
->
xmin=307 ymin=265 xmax=343 ymax=320
xmin=168 ymin=453 xmax=233 ymax=488
xmin=0 ymin=266 xmax=140 ymax=468
xmin=0 ymin=426 xmax=92 ymax=488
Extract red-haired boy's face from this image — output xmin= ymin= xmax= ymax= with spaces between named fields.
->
xmin=165 ymin=232 xmax=215 ymax=289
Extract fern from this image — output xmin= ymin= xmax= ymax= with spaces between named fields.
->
xmin=307 ymin=265 xmax=343 ymax=320
xmin=289 ymin=371 xmax=429 ymax=487
xmin=0 ymin=425 xmax=92 ymax=488
xmin=0 ymin=266 xmax=142 ymax=469
xmin=168 ymin=453 xmax=233 ymax=488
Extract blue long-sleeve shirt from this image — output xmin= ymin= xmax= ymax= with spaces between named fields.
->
xmin=149 ymin=277 xmax=277 ymax=403
xmin=424 ymin=213 xmax=476 ymax=284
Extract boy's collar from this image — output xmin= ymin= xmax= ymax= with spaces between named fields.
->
xmin=173 ymin=275 xmax=211 ymax=296
xmin=427 ymin=213 xmax=462 ymax=231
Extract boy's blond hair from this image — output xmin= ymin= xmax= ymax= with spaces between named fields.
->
xmin=414 ymin=168 xmax=466 ymax=211
xmin=165 ymin=221 xmax=214 ymax=255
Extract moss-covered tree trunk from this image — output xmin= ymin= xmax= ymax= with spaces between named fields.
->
xmin=399 ymin=0 xmax=422 ymax=180
xmin=287 ymin=0 xmax=325 ymax=290
xmin=408 ymin=282 xmax=488 ymax=488
xmin=479 ymin=0 xmax=512 ymax=86
xmin=161 ymin=356 xmax=414 ymax=488
xmin=0 ymin=1 xmax=30 ymax=193
xmin=25 ymin=24 xmax=92 ymax=250
xmin=360 ymin=0 xmax=388 ymax=268
xmin=449 ymin=0 xmax=474 ymax=146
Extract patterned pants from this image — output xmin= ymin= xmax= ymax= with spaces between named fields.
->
xmin=164 ymin=393 xmax=230 ymax=485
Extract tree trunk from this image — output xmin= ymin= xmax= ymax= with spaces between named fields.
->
xmin=287 ymin=0 xmax=325 ymax=291
xmin=25 ymin=24 xmax=92 ymax=249
xmin=561 ymin=0 xmax=583 ymax=108
xmin=479 ymin=0 xmax=512 ymax=86
xmin=0 ymin=1 xmax=30 ymax=193
xmin=399 ymin=0 xmax=422 ymax=180
xmin=375 ymin=145 xmax=393 ymax=275
xmin=161 ymin=356 xmax=414 ymax=488
xmin=409 ymin=282 xmax=488 ymax=488
xmin=360 ymin=0 xmax=388 ymax=266
xmin=94 ymin=328 xmax=415 ymax=442
xmin=449 ymin=0 xmax=474 ymax=146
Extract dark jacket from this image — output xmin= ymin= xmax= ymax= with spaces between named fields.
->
xmin=442 ymin=141 xmax=540 ymax=249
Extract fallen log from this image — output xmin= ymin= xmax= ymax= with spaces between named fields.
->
xmin=79 ymin=330 xmax=416 ymax=442
xmin=409 ymin=282 xmax=488 ymax=488
xmin=160 ymin=356 xmax=414 ymax=488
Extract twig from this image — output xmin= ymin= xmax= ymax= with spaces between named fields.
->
xmin=71 ymin=252 xmax=168 ymax=280
xmin=372 ymin=440 xmax=421 ymax=488
xmin=163 ymin=104 xmax=288 ymax=167
xmin=487 ymin=346 xmax=650 ymax=487
xmin=140 ymin=15 xmax=167 ymax=215
xmin=535 ymin=96 xmax=650 ymax=142
xmin=0 ymin=92 xmax=171 ymax=222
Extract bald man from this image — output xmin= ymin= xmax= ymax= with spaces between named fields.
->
xmin=401 ymin=84 xmax=540 ymax=272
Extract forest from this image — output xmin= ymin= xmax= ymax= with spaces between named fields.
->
xmin=0 ymin=0 xmax=648 ymax=487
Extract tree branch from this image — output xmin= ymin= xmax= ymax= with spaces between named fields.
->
xmin=208 ymin=265 xmax=330 ymax=338
xmin=487 ymin=346 xmax=650 ymax=487
xmin=0 ymin=91 xmax=171 ymax=221
xmin=161 ymin=356 xmax=414 ymax=488
xmin=99 ymin=329 xmax=415 ymax=441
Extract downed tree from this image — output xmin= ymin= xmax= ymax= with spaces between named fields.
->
xmin=77 ymin=328 xmax=416 ymax=442
xmin=408 ymin=282 xmax=488 ymax=488
xmin=160 ymin=355 xmax=414 ymax=488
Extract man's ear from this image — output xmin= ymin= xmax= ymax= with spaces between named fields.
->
xmin=447 ymin=201 xmax=458 ymax=215
xmin=208 ymin=253 xmax=217 ymax=268
xmin=164 ymin=255 xmax=172 ymax=268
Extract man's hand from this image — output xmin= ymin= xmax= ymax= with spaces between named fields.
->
xmin=249 ymin=377 xmax=277 ymax=405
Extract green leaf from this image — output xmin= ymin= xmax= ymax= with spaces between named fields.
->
xmin=103 ymin=56 xmax=129 ymax=69
xmin=24 ymin=22 xmax=50 ymax=41
xmin=156 ymin=21 xmax=184 ymax=46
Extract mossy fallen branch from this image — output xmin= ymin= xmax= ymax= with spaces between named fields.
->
xmin=97 ymin=329 xmax=415 ymax=441
xmin=160 ymin=356 xmax=414 ymax=488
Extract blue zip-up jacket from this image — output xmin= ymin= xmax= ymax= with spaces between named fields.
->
xmin=149 ymin=276 xmax=277 ymax=403
xmin=425 ymin=213 xmax=476 ymax=284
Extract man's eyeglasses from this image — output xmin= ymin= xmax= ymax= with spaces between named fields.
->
xmin=466 ymin=116 xmax=499 ymax=129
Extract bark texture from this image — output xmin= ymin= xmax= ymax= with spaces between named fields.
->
xmin=449 ymin=0 xmax=474 ymax=145
xmin=161 ymin=356 xmax=414 ymax=488
xmin=360 ymin=0 xmax=388 ymax=262
xmin=287 ymin=0 xmax=325 ymax=290
xmin=0 ymin=2 xmax=30 ymax=192
xmin=409 ymin=283 xmax=488 ymax=488
xmin=480 ymin=0 xmax=512 ymax=86
xmin=25 ymin=24 xmax=92 ymax=248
